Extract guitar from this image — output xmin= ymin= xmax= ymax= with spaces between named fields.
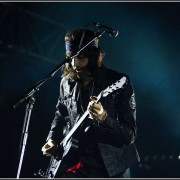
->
xmin=35 ymin=76 xmax=127 ymax=178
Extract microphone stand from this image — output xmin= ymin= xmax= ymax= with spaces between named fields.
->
xmin=13 ymin=30 xmax=105 ymax=178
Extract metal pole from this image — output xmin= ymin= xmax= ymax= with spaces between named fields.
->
xmin=16 ymin=96 xmax=35 ymax=178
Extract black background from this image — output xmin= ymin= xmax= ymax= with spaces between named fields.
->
xmin=0 ymin=2 xmax=180 ymax=178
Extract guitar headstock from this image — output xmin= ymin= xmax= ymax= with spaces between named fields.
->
xmin=101 ymin=76 xmax=127 ymax=97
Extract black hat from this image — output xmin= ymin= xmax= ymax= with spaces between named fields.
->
xmin=65 ymin=28 xmax=99 ymax=58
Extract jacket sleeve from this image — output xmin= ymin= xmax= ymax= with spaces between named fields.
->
xmin=103 ymin=76 xmax=137 ymax=145
xmin=46 ymin=81 xmax=69 ymax=144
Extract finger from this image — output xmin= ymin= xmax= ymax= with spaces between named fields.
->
xmin=48 ymin=140 xmax=56 ymax=147
xmin=42 ymin=148 xmax=49 ymax=155
xmin=90 ymin=96 xmax=97 ymax=101
xmin=89 ymin=104 xmax=102 ymax=113
xmin=43 ymin=151 xmax=51 ymax=156
xmin=88 ymin=99 xmax=95 ymax=107
xmin=89 ymin=109 xmax=98 ymax=118
xmin=45 ymin=154 xmax=51 ymax=157
xmin=98 ymin=107 xmax=104 ymax=115
xmin=89 ymin=101 xmax=95 ymax=106
xmin=41 ymin=145 xmax=48 ymax=152
xmin=41 ymin=143 xmax=51 ymax=151
xmin=88 ymin=101 xmax=97 ymax=110
xmin=42 ymin=147 xmax=55 ymax=156
xmin=91 ymin=104 xmax=101 ymax=111
xmin=89 ymin=106 xmax=99 ymax=114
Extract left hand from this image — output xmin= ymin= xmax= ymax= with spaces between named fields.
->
xmin=87 ymin=96 xmax=107 ymax=121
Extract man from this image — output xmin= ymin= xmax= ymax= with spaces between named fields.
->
xmin=41 ymin=28 xmax=140 ymax=178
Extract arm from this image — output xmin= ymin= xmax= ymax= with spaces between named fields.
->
xmin=88 ymin=76 xmax=137 ymax=145
xmin=46 ymin=98 xmax=69 ymax=144
xmin=105 ymin=78 xmax=137 ymax=145
xmin=42 ymin=80 xmax=69 ymax=156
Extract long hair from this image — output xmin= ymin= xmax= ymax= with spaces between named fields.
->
xmin=62 ymin=48 xmax=104 ymax=79
xmin=62 ymin=28 xmax=105 ymax=80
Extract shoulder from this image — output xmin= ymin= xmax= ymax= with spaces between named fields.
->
xmin=60 ymin=76 xmax=75 ymax=85
xmin=94 ymin=67 xmax=131 ymax=91
xmin=106 ymin=67 xmax=128 ymax=78
xmin=59 ymin=76 xmax=75 ymax=92
xmin=104 ymin=68 xmax=135 ymax=98
xmin=59 ymin=76 xmax=67 ymax=87
xmin=102 ymin=67 xmax=130 ymax=83
xmin=60 ymin=76 xmax=68 ymax=84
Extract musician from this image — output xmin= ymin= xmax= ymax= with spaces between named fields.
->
xmin=41 ymin=28 xmax=140 ymax=178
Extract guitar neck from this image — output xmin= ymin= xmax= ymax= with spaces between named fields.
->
xmin=60 ymin=92 xmax=102 ymax=147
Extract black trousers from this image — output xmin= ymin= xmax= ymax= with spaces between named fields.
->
xmin=62 ymin=165 xmax=130 ymax=178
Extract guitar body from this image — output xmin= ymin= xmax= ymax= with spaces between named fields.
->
xmin=45 ymin=137 xmax=79 ymax=178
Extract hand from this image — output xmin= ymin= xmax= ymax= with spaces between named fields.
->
xmin=88 ymin=96 xmax=107 ymax=122
xmin=41 ymin=139 xmax=57 ymax=156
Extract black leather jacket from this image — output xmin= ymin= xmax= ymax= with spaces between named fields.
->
xmin=47 ymin=67 xmax=140 ymax=177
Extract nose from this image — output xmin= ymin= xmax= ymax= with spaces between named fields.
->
xmin=74 ymin=58 xmax=82 ymax=66
xmin=73 ymin=56 xmax=88 ymax=70
xmin=72 ymin=58 xmax=83 ymax=70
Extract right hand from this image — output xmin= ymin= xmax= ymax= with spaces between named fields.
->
xmin=41 ymin=139 xmax=58 ymax=156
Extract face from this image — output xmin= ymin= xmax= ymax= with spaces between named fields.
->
xmin=71 ymin=56 xmax=89 ymax=78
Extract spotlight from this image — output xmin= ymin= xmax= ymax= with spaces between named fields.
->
xmin=144 ymin=155 xmax=149 ymax=161
xmin=169 ymin=155 xmax=174 ymax=160
xmin=161 ymin=155 xmax=166 ymax=160
xmin=152 ymin=155 xmax=157 ymax=160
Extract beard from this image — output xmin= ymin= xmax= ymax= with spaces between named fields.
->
xmin=75 ymin=68 xmax=87 ymax=79
xmin=75 ymin=68 xmax=93 ymax=87
xmin=75 ymin=68 xmax=90 ymax=79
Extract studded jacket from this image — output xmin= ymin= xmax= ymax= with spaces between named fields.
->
xmin=47 ymin=66 xmax=140 ymax=177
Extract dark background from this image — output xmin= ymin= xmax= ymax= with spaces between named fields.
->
xmin=0 ymin=2 xmax=180 ymax=178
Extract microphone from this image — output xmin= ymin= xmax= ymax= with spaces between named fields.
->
xmin=91 ymin=22 xmax=119 ymax=37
